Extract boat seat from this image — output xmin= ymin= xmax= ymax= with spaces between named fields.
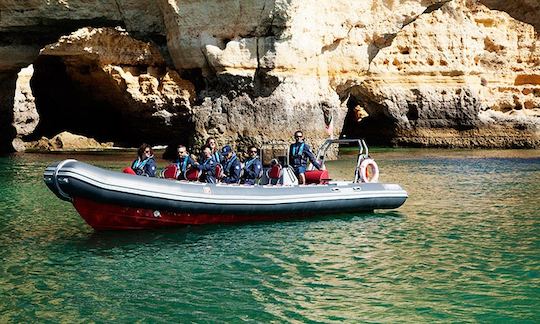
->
xmin=184 ymin=168 xmax=201 ymax=181
xmin=215 ymin=164 xmax=223 ymax=179
xmin=123 ymin=167 xmax=136 ymax=175
xmin=161 ymin=164 xmax=180 ymax=179
xmin=267 ymin=163 xmax=282 ymax=185
xmin=305 ymin=170 xmax=330 ymax=184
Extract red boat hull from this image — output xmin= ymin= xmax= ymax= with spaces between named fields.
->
xmin=73 ymin=197 xmax=315 ymax=230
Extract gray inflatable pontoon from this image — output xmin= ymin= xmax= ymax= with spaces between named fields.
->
xmin=43 ymin=140 xmax=408 ymax=230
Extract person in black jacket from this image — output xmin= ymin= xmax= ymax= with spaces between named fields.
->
xmin=131 ymin=143 xmax=157 ymax=177
xmin=194 ymin=146 xmax=217 ymax=183
xmin=241 ymin=146 xmax=262 ymax=185
xmin=221 ymin=145 xmax=241 ymax=184
xmin=289 ymin=131 xmax=321 ymax=184
xmin=175 ymin=145 xmax=195 ymax=180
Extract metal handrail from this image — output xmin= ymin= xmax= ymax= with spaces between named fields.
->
xmin=312 ymin=138 xmax=370 ymax=182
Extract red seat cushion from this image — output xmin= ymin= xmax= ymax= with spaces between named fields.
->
xmin=305 ymin=170 xmax=329 ymax=184
xmin=185 ymin=168 xmax=200 ymax=181
xmin=215 ymin=164 xmax=222 ymax=178
xmin=268 ymin=165 xmax=282 ymax=179
xmin=122 ymin=167 xmax=136 ymax=175
xmin=162 ymin=164 xmax=180 ymax=179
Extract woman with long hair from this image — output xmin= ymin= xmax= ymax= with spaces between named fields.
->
xmin=131 ymin=143 xmax=157 ymax=177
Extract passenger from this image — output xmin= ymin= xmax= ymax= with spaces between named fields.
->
xmin=175 ymin=145 xmax=195 ymax=180
xmin=289 ymin=131 xmax=321 ymax=184
xmin=194 ymin=146 xmax=217 ymax=184
xmin=221 ymin=145 xmax=241 ymax=184
xmin=131 ymin=143 xmax=157 ymax=177
xmin=241 ymin=146 xmax=262 ymax=185
xmin=206 ymin=137 xmax=223 ymax=164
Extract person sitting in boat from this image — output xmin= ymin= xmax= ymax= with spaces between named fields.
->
xmin=289 ymin=131 xmax=321 ymax=184
xmin=175 ymin=145 xmax=195 ymax=180
xmin=131 ymin=143 xmax=157 ymax=177
xmin=206 ymin=137 xmax=223 ymax=164
xmin=194 ymin=146 xmax=217 ymax=183
xmin=241 ymin=146 xmax=262 ymax=185
xmin=221 ymin=145 xmax=241 ymax=184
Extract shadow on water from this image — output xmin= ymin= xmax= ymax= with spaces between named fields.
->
xmin=77 ymin=226 xmax=209 ymax=250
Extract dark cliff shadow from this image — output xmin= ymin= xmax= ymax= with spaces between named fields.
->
xmin=479 ymin=0 xmax=539 ymax=32
xmin=0 ymin=71 xmax=18 ymax=154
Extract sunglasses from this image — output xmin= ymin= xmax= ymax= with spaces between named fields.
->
xmin=144 ymin=150 xmax=151 ymax=153
xmin=250 ymin=150 xmax=257 ymax=153
xmin=294 ymin=135 xmax=303 ymax=138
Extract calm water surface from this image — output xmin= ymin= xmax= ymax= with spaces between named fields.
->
xmin=0 ymin=149 xmax=538 ymax=322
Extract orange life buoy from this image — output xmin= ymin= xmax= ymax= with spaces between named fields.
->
xmin=359 ymin=158 xmax=379 ymax=183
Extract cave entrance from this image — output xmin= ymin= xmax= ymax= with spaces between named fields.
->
xmin=30 ymin=54 xmax=195 ymax=147
xmin=0 ymin=72 xmax=18 ymax=153
xmin=31 ymin=55 xmax=127 ymax=144
xmin=340 ymin=91 xmax=397 ymax=146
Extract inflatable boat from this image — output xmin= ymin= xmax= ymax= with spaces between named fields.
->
xmin=43 ymin=139 xmax=408 ymax=230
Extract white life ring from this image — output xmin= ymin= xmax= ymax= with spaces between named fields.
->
xmin=359 ymin=158 xmax=379 ymax=183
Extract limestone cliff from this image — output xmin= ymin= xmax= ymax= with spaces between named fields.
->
xmin=0 ymin=0 xmax=538 ymax=152
xmin=34 ymin=27 xmax=195 ymax=145
xmin=25 ymin=131 xmax=113 ymax=151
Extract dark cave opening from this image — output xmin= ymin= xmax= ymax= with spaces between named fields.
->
xmin=31 ymin=55 xmax=126 ymax=143
xmin=0 ymin=72 xmax=18 ymax=153
xmin=30 ymin=55 xmax=195 ymax=147
xmin=340 ymin=94 xmax=397 ymax=146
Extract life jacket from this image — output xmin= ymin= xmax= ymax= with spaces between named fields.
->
xmin=243 ymin=156 xmax=262 ymax=178
xmin=244 ymin=157 xmax=256 ymax=169
xmin=212 ymin=151 xmax=221 ymax=163
xmin=178 ymin=156 xmax=190 ymax=173
xmin=131 ymin=156 xmax=154 ymax=175
xmin=291 ymin=143 xmax=305 ymax=157
xmin=200 ymin=157 xmax=217 ymax=182
xmin=223 ymin=154 xmax=238 ymax=176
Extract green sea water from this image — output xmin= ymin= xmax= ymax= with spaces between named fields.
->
xmin=0 ymin=149 xmax=539 ymax=322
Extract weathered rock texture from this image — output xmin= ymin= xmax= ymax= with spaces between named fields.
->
xmin=25 ymin=131 xmax=113 ymax=151
xmin=363 ymin=0 xmax=540 ymax=147
xmin=33 ymin=27 xmax=195 ymax=146
xmin=13 ymin=65 xmax=39 ymax=138
xmin=0 ymin=0 xmax=538 ymax=152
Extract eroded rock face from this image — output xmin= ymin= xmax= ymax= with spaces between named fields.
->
xmin=0 ymin=0 xmax=538 ymax=152
xmin=192 ymin=76 xmax=343 ymax=149
xmin=0 ymin=0 xmax=165 ymax=72
xmin=25 ymin=131 xmax=113 ymax=151
xmin=158 ymin=0 xmax=448 ymax=149
xmin=361 ymin=0 xmax=540 ymax=147
xmin=158 ymin=0 xmax=538 ymax=148
xmin=13 ymin=65 xmax=39 ymax=138
xmin=33 ymin=27 xmax=195 ymax=146
xmin=0 ymin=0 xmax=167 ymax=152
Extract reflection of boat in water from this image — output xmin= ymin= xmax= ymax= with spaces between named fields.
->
xmin=43 ymin=139 xmax=407 ymax=230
